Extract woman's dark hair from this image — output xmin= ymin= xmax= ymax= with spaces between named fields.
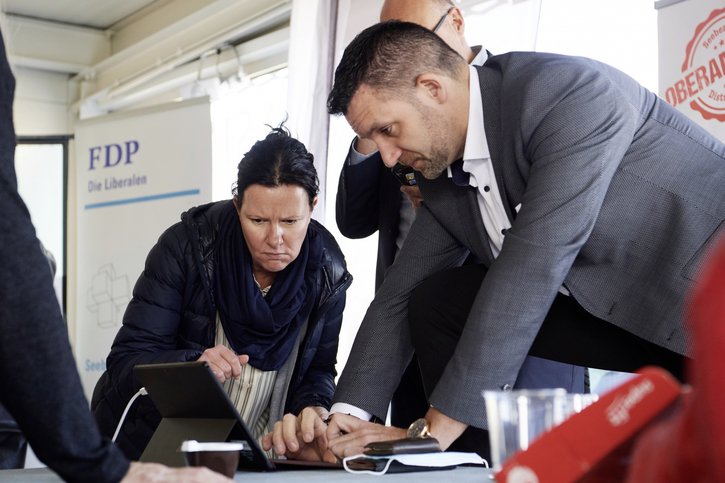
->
xmin=233 ymin=125 xmax=319 ymax=207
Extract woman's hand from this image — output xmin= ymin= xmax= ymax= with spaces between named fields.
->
xmin=261 ymin=406 xmax=337 ymax=463
xmin=197 ymin=344 xmax=249 ymax=383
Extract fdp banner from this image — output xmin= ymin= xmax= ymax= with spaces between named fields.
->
xmin=74 ymin=98 xmax=212 ymax=398
xmin=659 ymin=0 xmax=725 ymax=140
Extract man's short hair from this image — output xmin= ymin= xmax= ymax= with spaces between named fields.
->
xmin=327 ymin=21 xmax=467 ymax=116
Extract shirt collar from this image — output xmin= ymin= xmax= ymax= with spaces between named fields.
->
xmin=462 ymin=65 xmax=489 ymax=162
xmin=470 ymin=45 xmax=488 ymax=67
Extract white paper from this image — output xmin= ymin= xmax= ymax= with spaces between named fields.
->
xmin=343 ymin=451 xmax=488 ymax=475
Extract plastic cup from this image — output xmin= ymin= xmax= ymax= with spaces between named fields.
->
xmin=482 ymin=388 xmax=598 ymax=470
xmin=181 ymin=440 xmax=244 ymax=478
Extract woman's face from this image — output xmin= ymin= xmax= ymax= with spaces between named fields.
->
xmin=238 ymin=184 xmax=316 ymax=278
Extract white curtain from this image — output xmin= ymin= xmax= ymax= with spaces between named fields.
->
xmin=286 ymin=0 xmax=339 ymax=221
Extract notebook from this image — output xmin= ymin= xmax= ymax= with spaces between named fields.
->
xmin=133 ymin=360 xmax=341 ymax=471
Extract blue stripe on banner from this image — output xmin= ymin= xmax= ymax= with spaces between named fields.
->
xmin=84 ymin=189 xmax=201 ymax=210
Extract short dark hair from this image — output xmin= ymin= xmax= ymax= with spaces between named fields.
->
xmin=327 ymin=20 xmax=466 ymax=116
xmin=233 ymin=126 xmax=319 ymax=207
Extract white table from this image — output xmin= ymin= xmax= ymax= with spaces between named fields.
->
xmin=0 ymin=466 xmax=494 ymax=482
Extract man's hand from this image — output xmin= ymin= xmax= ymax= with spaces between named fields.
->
xmin=261 ymin=406 xmax=337 ymax=463
xmin=425 ymin=407 xmax=468 ymax=450
xmin=325 ymin=413 xmax=406 ymax=459
xmin=197 ymin=344 xmax=249 ymax=383
xmin=122 ymin=461 xmax=234 ymax=482
xmin=400 ymin=185 xmax=423 ymax=209
xmin=353 ymin=136 xmax=378 ymax=156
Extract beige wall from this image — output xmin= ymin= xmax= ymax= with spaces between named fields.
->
xmin=12 ymin=66 xmax=71 ymax=135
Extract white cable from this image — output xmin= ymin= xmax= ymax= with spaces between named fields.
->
xmin=112 ymin=387 xmax=148 ymax=443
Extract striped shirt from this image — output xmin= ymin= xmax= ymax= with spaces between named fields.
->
xmin=214 ymin=315 xmax=278 ymax=439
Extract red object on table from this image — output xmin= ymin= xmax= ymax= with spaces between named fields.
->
xmin=494 ymin=367 xmax=682 ymax=483
xmin=495 ymin=235 xmax=725 ymax=483
xmin=625 ymin=235 xmax=725 ymax=483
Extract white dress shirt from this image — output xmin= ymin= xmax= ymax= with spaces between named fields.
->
xmin=452 ymin=65 xmax=512 ymax=257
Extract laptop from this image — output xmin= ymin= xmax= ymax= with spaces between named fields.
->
xmin=133 ymin=361 xmax=341 ymax=471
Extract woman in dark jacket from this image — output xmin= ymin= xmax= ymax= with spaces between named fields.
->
xmin=92 ymin=127 xmax=352 ymax=460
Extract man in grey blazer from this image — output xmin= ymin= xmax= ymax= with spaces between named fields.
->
xmin=335 ymin=0 xmax=585 ymax=431
xmin=271 ymin=20 xmax=725 ymax=459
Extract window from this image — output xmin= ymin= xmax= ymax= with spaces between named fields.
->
xmin=210 ymin=68 xmax=290 ymax=201
xmin=14 ymin=137 xmax=69 ymax=313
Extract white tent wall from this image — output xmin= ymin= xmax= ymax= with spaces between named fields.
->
xmin=286 ymin=0 xmax=338 ymax=222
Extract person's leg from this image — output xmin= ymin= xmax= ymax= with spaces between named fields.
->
xmin=409 ymin=264 xmax=687 ymax=385
xmin=514 ymin=356 xmax=587 ymax=393
xmin=408 ymin=264 xmax=491 ymax=457
xmin=406 ymin=265 xmax=586 ymax=457
xmin=409 ymin=265 xmax=486 ymax=395
xmin=529 ymin=293 xmax=688 ymax=382
xmin=406 ymin=263 xmax=689 ymax=458
xmin=390 ymin=356 xmax=429 ymax=428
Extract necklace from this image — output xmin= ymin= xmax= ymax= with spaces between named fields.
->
xmin=252 ymin=273 xmax=272 ymax=297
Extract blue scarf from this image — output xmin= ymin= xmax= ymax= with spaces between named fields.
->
xmin=213 ymin=201 xmax=322 ymax=371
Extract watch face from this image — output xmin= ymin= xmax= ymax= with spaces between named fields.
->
xmin=408 ymin=418 xmax=429 ymax=438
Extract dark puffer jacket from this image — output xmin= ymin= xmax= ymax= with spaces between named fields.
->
xmin=91 ymin=200 xmax=352 ymax=459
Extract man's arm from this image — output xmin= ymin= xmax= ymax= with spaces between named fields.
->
xmin=335 ymin=138 xmax=385 ymax=238
xmin=333 ymin=202 xmax=470 ymax=419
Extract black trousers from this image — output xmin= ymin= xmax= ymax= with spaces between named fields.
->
xmin=390 ymin=355 xmax=428 ymax=428
xmin=407 ymin=264 xmax=689 ymax=458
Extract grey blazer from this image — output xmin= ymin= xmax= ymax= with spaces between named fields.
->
xmin=334 ymin=51 xmax=725 ymax=429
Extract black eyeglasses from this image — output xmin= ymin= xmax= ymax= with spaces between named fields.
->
xmin=432 ymin=6 xmax=454 ymax=33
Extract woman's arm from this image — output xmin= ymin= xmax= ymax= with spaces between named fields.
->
xmin=106 ymin=223 xmax=203 ymax=397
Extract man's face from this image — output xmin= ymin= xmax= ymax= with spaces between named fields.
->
xmin=345 ymin=84 xmax=453 ymax=179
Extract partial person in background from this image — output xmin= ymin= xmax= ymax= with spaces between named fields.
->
xmin=0 ymin=29 xmax=231 ymax=483
xmin=334 ymin=0 xmax=584 ymax=429
xmin=92 ymin=127 xmax=352 ymax=461
xmin=0 ymin=242 xmax=56 ymax=470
